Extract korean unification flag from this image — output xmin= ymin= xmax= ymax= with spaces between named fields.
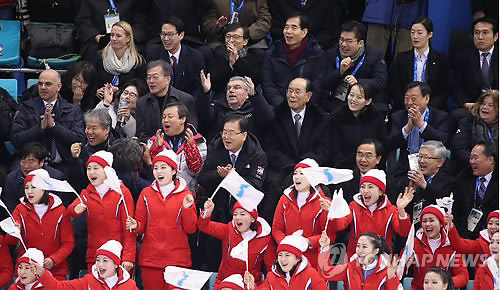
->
xmin=230 ymin=239 xmax=248 ymax=263
xmin=0 ymin=217 xmax=22 ymax=241
xmin=31 ymin=175 xmax=77 ymax=194
xmin=301 ymin=167 xmax=353 ymax=187
xmin=218 ymin=170 xmax=264 ymax=211
xmin=164 ymin=266 xmax=212 ymax=290
xmin=327 ymin=189 xmax=351 ymax=220
xmin=396 ymin=223 xmax=415 ymax=280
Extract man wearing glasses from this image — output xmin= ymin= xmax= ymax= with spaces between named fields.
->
xmin=145 ymin=16 xmax=205 ymax=96
xmin=323 ymin=20 xmax=387 ymax=113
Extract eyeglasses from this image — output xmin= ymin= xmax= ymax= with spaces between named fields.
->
xmin=225 ymin=34 xmax=244 ymax=41
xmin=221 ymin=130 xmax=243 ymax=137
xmin=160 ymin=32 xmax=178 ymax=39
xmin=356 ymin=152 xmax=376 ymax=160
xmin=146 ymin=74 xmax=163 ymax=82
xmin=339 ymin=37 xmax=357 ymax=45
xmin=226 ymin=85 xmax=246 ymax=92
xmin=417 ymin=155 xmax=441 ymax=161
xmin=122 ymin=90 xmax=138 ymax=99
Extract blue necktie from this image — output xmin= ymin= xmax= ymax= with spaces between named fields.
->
xmin=409 ymin=126 xmax=420 ymax=154
xmin=230 ymin=153 xmax=237 ymax=167
xmin=478 ymin=177 xmax=487 ymax=200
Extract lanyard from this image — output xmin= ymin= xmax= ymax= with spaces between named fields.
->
xmin=107 ymin=0 xmax=116 ymax=10
xmin=407 ymin=107 xmax=429 ymax=151
xmin=487 ymin=128 xmax=492 ymax=141
xmin=230 ymin=0 xmax=245 ymax=15
xmin=413 ymin=53 xmax=427 ymax=82
xmin=336 ymin=53 xmax=366 ymax=77
xmin=426 ymin=176 xmax=433 ymax=185
xmin=165 ymin=136 xmax=184 ymax=154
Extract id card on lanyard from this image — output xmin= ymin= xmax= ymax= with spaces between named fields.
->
xmin=407 ymin=108 xmax=429 ymax=152
xmin=104 ymin=0 xmax=120 ymax=34
xmin=334 ymin=53 xmax=366 ymax=101
xmin=413 ymin=54 xmax=427 ymax=82
xmin=229 ymin=0 xmax=245 ymax=24
xmin=468 ymin=177 xmax=485 ymax=232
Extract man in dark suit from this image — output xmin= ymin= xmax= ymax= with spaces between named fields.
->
xmin=453 ymin=16 xmax=498 ymax=110
xmin=135 ymin=60 xmax=197 ymax=141
xmin=11 ymin=69 xmax=85 ymax=176
xmin=323 ymin=20 xmax=387 ymax=113
xmin=197 ymin=114 xmax=266 ymax=271
xmin=262 ymin=77 xmax=330 ymax=221
xmin=388 ymin=81 xmax=448 ymax=155
xmin=453 ymin=142 xmax=499 ymax=239
xmin=145 ymin=16 xmax=205 ymax=96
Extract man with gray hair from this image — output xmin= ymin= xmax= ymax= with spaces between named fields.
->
xmin=11 ymin=69 xmax=84 ymax=175
xmin=135 ymin=59 xmax=197 ymax=141
xmin=69 ymin=108 xmax=114 ymax=191
xmin=394 ymin=140 xmax=455 ymax=225
xmin=198 ymin=73 xmax=274 ymax=141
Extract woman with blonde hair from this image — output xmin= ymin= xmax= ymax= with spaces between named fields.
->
xmin=451 ymin=89 xmax=498 ymax=167
xmin=96 ymin=21 xmax=146 ymax=97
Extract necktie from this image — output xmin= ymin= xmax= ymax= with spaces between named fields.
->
xmin=294 ymin=114 xmax=302 ymax=138
xmin=478 ymin=177 xmax=487 ymax=200
xmin=171 ymin=55 xmax=177 ymax=75
xmin=230 ymin=153 xmax=237 ymax=167
xmin=300 ymin=0 xmax=307 ymax=7
xmin=45 ymin=103 xmax=58 ymax=162
xmin=481 ymin=52 xmax=490 ymax=88
xmin=408 ymin=125 xmax=420 ymax=154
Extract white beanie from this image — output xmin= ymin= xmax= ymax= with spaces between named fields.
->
xmin=96 ymin=240 xmax=122 ymax=265
xmin=24 ymin=168 xmax=50 ymax=186
xmin=152 ymin=149 xmax=178 ymax=171
xmin=360 ymin=169 xmax=386 ymax=193
xmin=17 ymin=248 xmax=44 ymax=267
xmin=219 ymin=274 xmax=245 ymax=290
xmin=277 ymin=234 xmax=309 ymax=258
xmin=294 ymin=158 xmax=319 ymax=171
xmin=87 ymin=150 xmax=114 ymax=168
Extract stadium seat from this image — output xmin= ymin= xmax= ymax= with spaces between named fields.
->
xmin=0 ymin=20 xmax=21 ymax=67
xmin=27 ymin=78 xmax=39 ymax=89
xmin=402 ymin=277 xmax=413 ymax=290
xmin=336 ymin=281 xmax=344 ymax=290
xmin=0 ymin=78 xmax=17 ymax=101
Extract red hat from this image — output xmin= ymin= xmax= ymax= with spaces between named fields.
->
xmin=232 ymin=202 xmax=258 ymax=220
xmin=87 ymin=150 xmax=113 ymax=168
xmin=487 ymin=210 xmax=499 ymax=223
xmin=420 ymin=205 xmax=446 ymax=226
xmin=152 ymin=150 xmax=178 ymax=172
xmin=360 ymin=169 xmax=386 ymax=194
xmin=294 ymin=158 xmax=318 ymax=171
xmin=95 ymin=240 xmax=122 ymax=266
xmin=277 ymin=234 xmax=308 ymax=259
xmin=219 ymin=274 xmax=245 ymax=290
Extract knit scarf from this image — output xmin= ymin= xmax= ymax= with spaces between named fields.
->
xmin=339 ymin=43 xmax=365 ymax=63
xmin=103 ymin=47 xmax=136 ymax=75
xmin=283 ymin=37 xmax=308 ymax=67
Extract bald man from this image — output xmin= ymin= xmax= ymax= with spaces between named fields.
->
xmin=11 ymin=69 xmax=84 ymax=176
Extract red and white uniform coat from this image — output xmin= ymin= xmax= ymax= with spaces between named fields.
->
xmin=272 ymin=187 xmax=336 ymax=268
xmin=449 ymin=226 xmax=491 ymax=272
xmin=473 ymin=256 xmax=498 ymax=290
xmin=68 ymin=183 xmax=136 ymax=265
xmin=329 ymin=193 xmax=411 ymax=258
xmin=197 ymin=215 xmax=275 ymax=288
xmin=134 ymin=179 xmax=197 ymax=269
xmin=10 ymin=194 xmax=74 ymax=279
xmin=411 ymin=228 xmax=469 ymax=290
xmin=256 ymin=257 xmax=328 ymax=290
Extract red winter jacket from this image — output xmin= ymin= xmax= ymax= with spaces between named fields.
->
xmin=38 ymin=264 xmax=138 ymax=289
xmin=11 ymin=194 xmax=74 ymax=279
xmin=473 ymin=257 xmax=497 ymax=290
xmin=256 ymin=258 xmax=328 ymax=290
xmin=68 ymin=183 xmax=136 ymax=265
xmin=134 ymin=179 xmax=197 ymax=268
xmin=411 ymin=228 xmax=469 ymax=290
xmin=9 ymin=279 xmax=46 ymax=290
xmin=198 ymin=215 xmax=275 ymax=288
xmin=0 ymin=0 xmax=12 ymax=7
xmin=317 ymin=250 xmax=400 ymax=290
xmin=329 ymin=194 xmax=411 ymax=258
xmin=449 ymin=226 xmax=490 ymax=272
xmin=0 ymin=235 xmax=12 ymax=288
xmin=272 ymin=187 xmax=336 ymax=268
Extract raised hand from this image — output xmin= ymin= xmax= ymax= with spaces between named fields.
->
xmin=396 ymin=187 xmax=415 ymax=216
xmin=387 ymin=256 xmax=398 ymax=279
xmin=244 ymin=76 xmax=255 ymax=96
xmin=200 ymin=70 xmax=211 ymax=93
xmin=244 ymin=271 xmax=256 ymax=290
xmin=319 ymin=231 xmax=330 ymax=249
xmin=71 ymin=143 xmax=82 ymax=158
xmin=155 ymin=129 xmax=165 ymax=147
xmin=183 ymin=194 xmax=194 ymax=208
xmin=339 ymin=57 xmax=353 ymax=74
xmin=43 ymin=257 xmax=55 ymax=270
xmin=121 ymin=261 xmax=134 ymax=272
xmin=185 ymin=128 xmax=194 ymax=145
xmin=203 ymin=198 xmax=215 ymax=218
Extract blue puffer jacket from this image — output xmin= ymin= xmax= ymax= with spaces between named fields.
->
xmin=362 ymin=0 xmax=426 ymax=29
